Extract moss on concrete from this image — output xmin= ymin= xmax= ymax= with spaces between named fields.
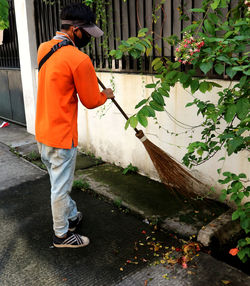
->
xmin=75 ymin=163 xmax=228 ymax=231
xmin=75 ymin=152 xmax=103 ymax=170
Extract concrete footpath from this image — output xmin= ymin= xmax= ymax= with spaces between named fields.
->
xmin=0 ymin=122 xmax=249 ymax=286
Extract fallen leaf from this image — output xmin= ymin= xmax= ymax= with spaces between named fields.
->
xmin=120 ymin=267 xmax=123 ymax=271
xmin=144 ymin=280 xmax=148 ymax=286
xmin=221 ymin=280 xmax=231 ymax=285
xmin=162 ymin=274 xmax=169 ymax=279
xmin=142 ymin=230 xmax=147 ymax=234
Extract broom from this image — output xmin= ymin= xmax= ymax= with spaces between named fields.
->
xmin=97 ymin=77 xmax=204 ymax=197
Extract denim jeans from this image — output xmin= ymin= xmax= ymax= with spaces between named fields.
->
xmin=37 ymin=142 xmax=78 ymax=237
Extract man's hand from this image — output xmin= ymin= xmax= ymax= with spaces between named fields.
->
xmin=102 ymin=88 xmax=115 ymax=99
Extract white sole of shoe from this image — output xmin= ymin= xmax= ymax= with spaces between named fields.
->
xmin=53 ymin=243 xmax=89 ymax=248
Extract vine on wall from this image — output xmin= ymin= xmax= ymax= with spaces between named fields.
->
xmin=110 ymin=0 xmax=250 ymax=263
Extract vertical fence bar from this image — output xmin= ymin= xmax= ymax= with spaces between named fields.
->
xmin=113 ymin=0 xmax=122 ymax=70
xmin=0 ymin=0 xmax=19 ymax=68
xmin=121 ymin=0 xmax=129 ymax=71
xmin=162 ymin=0 xmax=172 ymax=58
xmin=145 ymin=0 xmax=153 ymax=73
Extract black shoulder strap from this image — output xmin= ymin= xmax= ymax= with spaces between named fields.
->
xmin=38 ymin=39 xmax=73 ymax=72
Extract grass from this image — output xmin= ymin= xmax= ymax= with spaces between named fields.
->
xmin=72 ymin=179 xmax=90 ymax=190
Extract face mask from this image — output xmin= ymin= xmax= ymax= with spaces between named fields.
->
xmin=74 ymin=29 xmax=91 ymax=48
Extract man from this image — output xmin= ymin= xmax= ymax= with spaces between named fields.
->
xmin=35 ymin=3 xmax=114 ymax=248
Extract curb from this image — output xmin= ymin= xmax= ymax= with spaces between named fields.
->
xmin=197 ymin=209 xmax=241 ymax=247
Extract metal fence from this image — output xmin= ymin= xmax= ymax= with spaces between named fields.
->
xmin=33 ymin=0 xmax=238 ymax=75
xmin=0 ymin=0 xmax=20 ymax=68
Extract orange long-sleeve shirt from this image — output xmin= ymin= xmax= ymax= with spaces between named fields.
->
xmin=35 ymin=32 xmax=107 ymax=149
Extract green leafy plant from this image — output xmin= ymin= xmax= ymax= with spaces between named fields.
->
xmin=110 ymin=0 xmax=250 ymax=262
xmin=73 ymin=179 xmax=90 ymax=190
xmin=0 ymin=0 xmax=9 ymax=30
xmin=122 ymin=163 xmax=139 ymax=175
xmin=26 ymin=151 xmax=41 ymax=161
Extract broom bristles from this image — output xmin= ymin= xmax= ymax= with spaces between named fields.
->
xmin=136 ymin=131 xmax=204 ymax=198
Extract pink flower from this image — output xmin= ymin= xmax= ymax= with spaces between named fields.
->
xmin=182 ymin=262 xmax=188 ymax=269
xmin=178 ymin=59 xmax=182 ymax=63
xmin=184 ymin=44 xmax=188 ymax=48
xmin=176 ymin=48 xmax=179 ymax=52
xmin=194 ymin=48 xmax=200 ymax=53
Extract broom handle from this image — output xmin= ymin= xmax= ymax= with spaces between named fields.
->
xmin=97 ymin=77 xmax=139 ymax=133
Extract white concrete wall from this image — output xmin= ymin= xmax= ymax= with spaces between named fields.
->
xmin=78 ymin=73 xmax=249 ymax=202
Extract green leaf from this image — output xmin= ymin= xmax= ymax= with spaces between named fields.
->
xmin=127 ymin=37 xmax=139 ymax=45
xmin=143 ymin=105 xmax=156 ymax=117
xmin=204 ymin=19 xmax=215 ymax=35
xmin=138 ymin=28 xmax=148 ymax=37
xmin=182 ymin=23 xmax=199 ymax=33
xmin=179 ymin=73 xmax=190 ymax=84
xmin=239 ymin=76 xmax=247 ymax=87
xmin=186 ymin=102 xmax=195 ymax=107
xmin=134 ymin=43 xmax=146 ymax=52
xmin=0 ymin=0 xmax=9 ymax=29
xmin=215 ymin=63 xmax=224 ymax=75
xmin=211 ymin=0 xmax=220 ymax=10
xmin=217 ymin=55 xmax=232 ymax=65
xmin=227 ymin=137 xmax=244 ymax=155
xmin=208 ymin=13 xmax=219 ymax=24
xmin=211 ymin=82 xmax=222 ymax=88
xmin=189 ymin=8 xmax=205 ymax=13
xmin=115 ymin=50 xmax=123 ymax=59
xmin=243 ymin=69 xmax=250 ymax=76
xmin=152 ymin=58 xmax=161 ymax=67
xmin=239 ymin=173 xmax=247 ymax=179
xmin=165 ymin=70 xmax=178 ymax=81
xmin=236 ymin=98 xmax=249 ymax=120
xmin=199 ymin=81 xmax=209 ymax=93
xmin=225 ymin=104 xmax=237 ymax=123
xmin=190 ymin=80 xmax=199 ymax=94
xmin=232 ymin=211 xmax=240 ymax=221
xmin=200 ymin=62 xmax=213 ymax=75
xmin=137 ymin=112 xmax=148 ymax=127
xmin=130 ymin=49 xmax=141 ymax=59
xmin=125 ymin=119 xmax=130 ymax=130
xmin=135 ymin=99 xmax=147 ymax=109
xmin=226 ymin=66 xmax=237 ymax=79
xmin=152 ymin=92 xmax=165 ymax=106
xmin=149 ymin=100 xmax=164 ymax=111
xmin=220 ymin=193 xmax=227 ymax=201
xmin=145 ymin=83 xmax=156 ymax=88
xmin=172 ymin=61 xmax=181 ymax=69
xmin=130 ymin=116 xmax=138 ymax=129
xmin=197 ymin=148 xmax=204 ymax=156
